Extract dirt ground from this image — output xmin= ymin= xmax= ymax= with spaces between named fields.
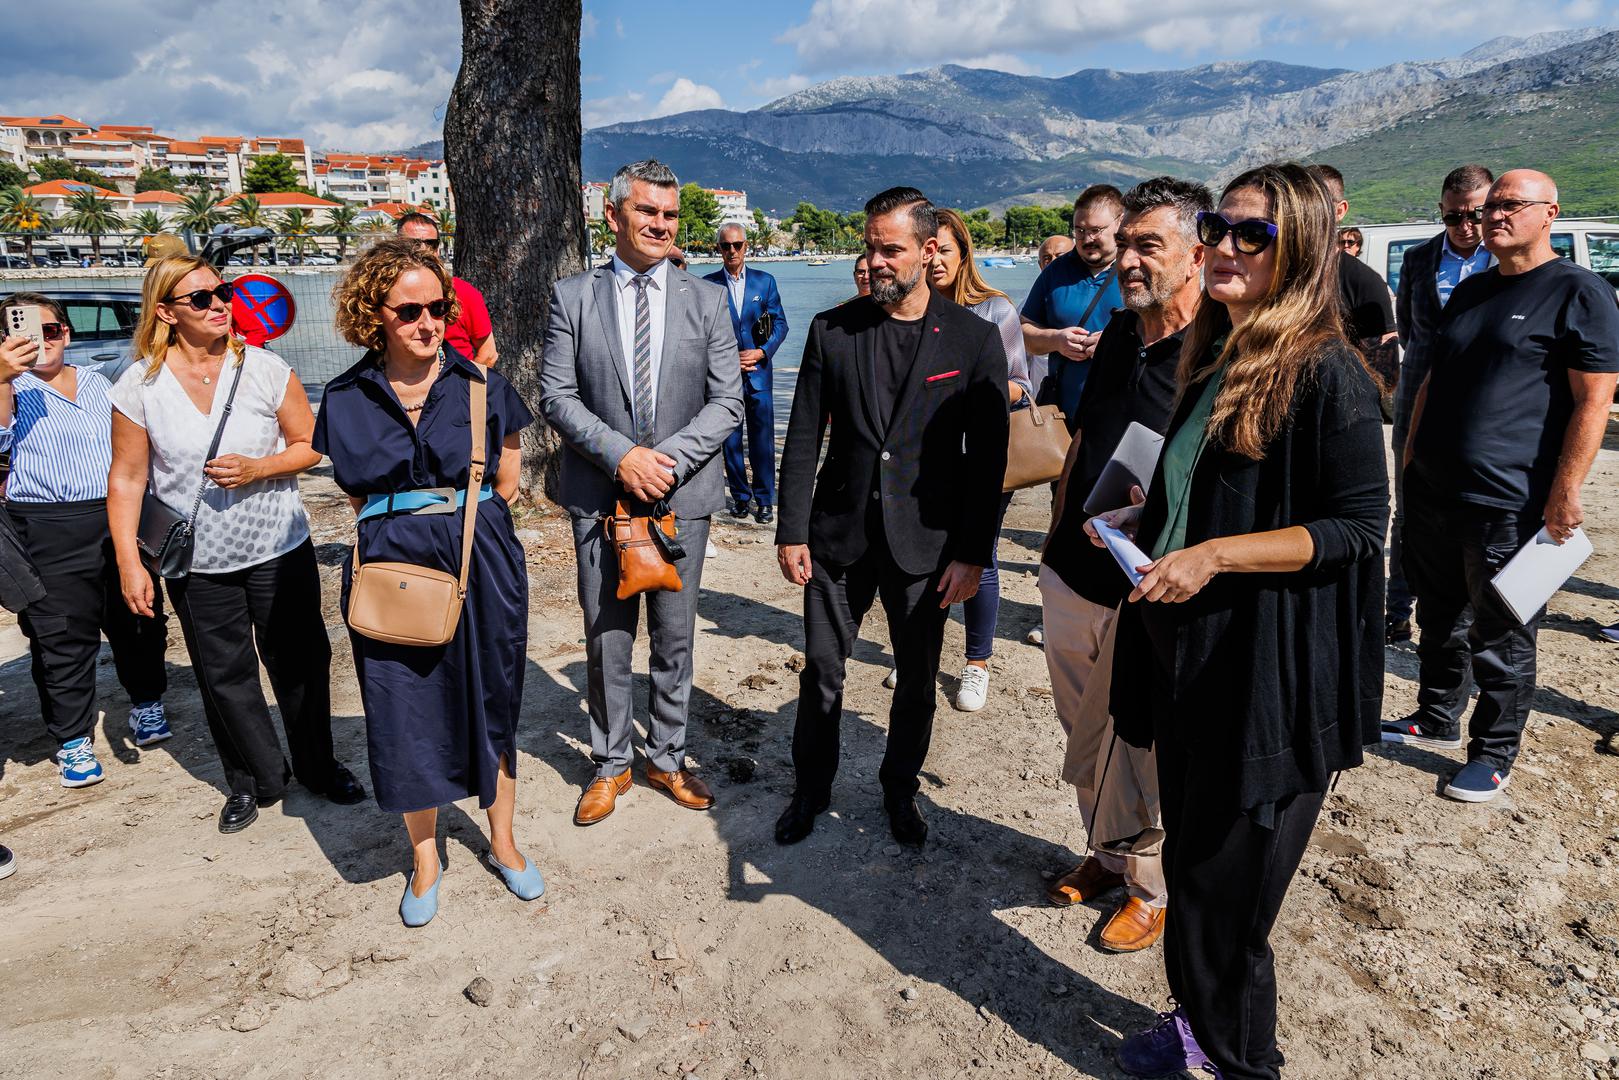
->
xmin=3 ymin=429 xmax=1619 ymax=1080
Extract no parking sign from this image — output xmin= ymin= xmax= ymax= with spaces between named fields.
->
xmin=230 ymin=275 xmax=297 ymax=347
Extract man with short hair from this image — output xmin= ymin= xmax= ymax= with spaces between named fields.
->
xmin=774 ymin=186 xmax=1009 ymax=848
xmin=1038 ymin=176 xmax=1211 ymax=953
xmin=540 ymin=159 xmax=744 ymax=825
xmin=1385 ymin=164 xmax=1496 ymax=643
xmin=1312 ymin=166 xmax=1398 ymax=395
xmin=1038 ymin=233 xmax=1074 ymax=269
xmin=1020 ymin=186 xmax=1125 ymax=429
xmin=396 ymin=212 xmax=497 ymax=367
xmin=1393 ymin=169 xmax=1619 ymax=802
xmin=704 ymin=223 xmax=788 ymax=524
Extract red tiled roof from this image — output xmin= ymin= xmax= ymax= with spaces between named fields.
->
xmin=707 ymin=189 xmax=744 ymax=196
xmin=221 ymin=192 xmax=341 ymax=208
xmin=133 ymin=190 xmax=184 ymax=204
xmin=0 ymin=114 xmax=92 ymax=131
xmin=70 ymin=130 xmax=136 ymax=146
xmin=24 ymin=179 xmax=125 ymax=199
xmin=199 ymin=135 xmax=244 ymax=151
xmin=163 ymin=140 xmax=212 ymax=155
xmin=250 ymin=137 xmax=307 ymax=155
xmin=363 ymin=201 xmax=425 ymax=218
xmin=101 ymin=125 xmax=155 ymax=135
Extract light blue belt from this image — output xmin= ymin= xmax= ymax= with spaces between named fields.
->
xmin=357 ymin=485 xmax=493 ymax=522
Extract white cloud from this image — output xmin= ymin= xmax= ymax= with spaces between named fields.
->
xmin=582 ymin=91 xmax=649 ymax=129
xmin=748 ymin=73 xmax=814 ymax=101
xmin=651 ymin=78 xmax=725 ymax=116
xmin=582 ymin=11 xmax=599 ymax=39
xmin=615 ymin=17 xmax=626 ymax=37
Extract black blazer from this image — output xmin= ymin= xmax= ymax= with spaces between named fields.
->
xmin=1393 ymin=233 xmax=1445 ymax=437
xmin=775 ymin=292 xmax=1010 ymax=575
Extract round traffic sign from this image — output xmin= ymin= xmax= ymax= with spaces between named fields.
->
xmin=230 ymin=274 xmax=297 ymax=345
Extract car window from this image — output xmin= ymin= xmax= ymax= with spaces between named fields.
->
xmin=1591 ymin=235 xmax=1619 ymax=289
xmin=1551 ymin=233 xmax=1575 ymax=262
xmin=1385 ymin=239 xmax=1429 ymax=295
xmin=60 ymin=300 xmax=139 ymax=342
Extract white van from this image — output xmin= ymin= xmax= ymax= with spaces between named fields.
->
xmin=1354 ymin=218 xmax=1619 ymax=297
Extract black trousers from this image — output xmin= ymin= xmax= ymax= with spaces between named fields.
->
xmin=793 ymin=533 xmax=948 ymax=802
xmin=1401 ymin=471 xmax=1540 ymax=769
xmin=1157 ymin=730 xmax=1324 ymax=1080
xmin=7 ymin=499 xmax=168 ymax=745
xmin=167 ymin=539 xmax=335 ymax=799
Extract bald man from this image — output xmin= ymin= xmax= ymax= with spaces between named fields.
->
xmin=1394 ymin=169 xmax=1619 ymax=803
xmin=1038 ymin=234 xmax=1074 ymax=270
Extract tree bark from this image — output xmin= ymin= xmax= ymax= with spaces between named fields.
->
xmin=445 ymin=0 xmax=585 ymax=500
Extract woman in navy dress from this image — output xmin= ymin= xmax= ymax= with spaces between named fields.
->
xmin=316 ymin=238 xmax=539 ymax=927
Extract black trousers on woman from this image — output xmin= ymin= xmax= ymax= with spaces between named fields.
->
xmin=1154 ymin=696 xmax=1325 ymax=1080
xmin=166 ymin=539 xmax=335 ymax=801
xmin=7 ymin=499 xmax=168 ymax=745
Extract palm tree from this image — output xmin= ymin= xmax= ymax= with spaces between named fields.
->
xmin=175 ymin=189 xmax=225 ymax=238
xmin=130 ymin=209 xmax=168 ymax=236
xmin=749 ymin=221 xmax=774 ymax=253
xmin=60 ymin=189 xmax=126 ymax=265
xmin=277 ymin=208 xmax=315 ymax=262
xmin=431 ymin=206 xmax=457 ymax=260
xmin=229 ymin=193 xmax=267 ymax=265
xmin=0 ymin=187 xmax=51 ymax=264
xmin=321 ymin=204 xmax=360 ymax=260
xmin=591 ymin=217 xmax=614 ymax=254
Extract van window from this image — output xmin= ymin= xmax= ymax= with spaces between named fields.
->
xmin=1551 ymin=233 xmax=1574 ymax=261
xmin=1385 ymin=239 xmax=1430 ymax=295
xmin=1591 ymin=234 xmax=1619 ymax=288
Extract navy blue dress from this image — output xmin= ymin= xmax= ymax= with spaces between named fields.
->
xmin=313 ymin=349 xmax=534 ymax=814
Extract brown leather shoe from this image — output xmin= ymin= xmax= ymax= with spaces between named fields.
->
xmin=1098 ymin=896 xmax=1166 ymax=953
xmin=645 ymin=767 xmax=714 ymax=810
xmin=1046 ymin=856 xmax=1126 ymax=907
xmin=574 ymin=771 xmax=633 ymax=826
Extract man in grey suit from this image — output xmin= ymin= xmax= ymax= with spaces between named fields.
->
xmin=540 ymin=159 xmax=743 ymax=826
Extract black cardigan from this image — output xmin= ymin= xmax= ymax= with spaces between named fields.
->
xmin=1108 ymin=342 xmax=1389 ymax=810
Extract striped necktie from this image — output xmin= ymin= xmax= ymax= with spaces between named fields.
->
xmin=631 ymin=274 xmax=655 ymax=445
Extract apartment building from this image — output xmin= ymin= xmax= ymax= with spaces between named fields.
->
xmin=22 ymin=179 xmax=135 ymax=216
xmin=710 ymin=188 xmax=750 ymax=229
xmin=582 ymin=181 xmax=610 ymax=221
xmin=0 ymin=115 xmax=94 ymax=168
xmin=242 ymin=137 xmax=316 ymax=189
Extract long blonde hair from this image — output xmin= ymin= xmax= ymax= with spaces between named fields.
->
xmin=1176 ymin=162 xmax=1348 ymax=461
xmin=133 ymin=254 xmax=243 ymax=378
xmin=934 ymin=208 xmax=1009 ymax=309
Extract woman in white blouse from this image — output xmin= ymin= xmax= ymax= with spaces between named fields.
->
xmin=107 ymin=254 xmax=364 ymax=834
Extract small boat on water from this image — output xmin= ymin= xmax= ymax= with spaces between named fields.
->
xmin=979 ymin=256 xmax=1016 ymax=268
xmin=806 ymin=256 xmax=830 ymax=266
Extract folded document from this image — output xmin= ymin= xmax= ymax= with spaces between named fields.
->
xmin=1489 ymin=526 xmax=1593 ymax=624
xmin=1089 ymin=516 xmax=1153 ymax=588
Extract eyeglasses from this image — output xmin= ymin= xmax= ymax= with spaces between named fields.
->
xmin=1338 ymin=238 xmax=1360 ymax=250
xmin=1196 ymin=212 xmax=1279 ymax=255
xmin=1441 ymin=208 xmax=1485 ymax=226
xmin=41 ymin=321 xmax=66 ymax=342
xmin=1482 ymin=199 xmax=1552 ymax=218
xmin=1071 ymin=225 xmax=1111 ymax=240
xmin=382 ymin=299 xmax=452 ymax=323
xmin=716 ymin=241 xmax=745 ymax=251
xmin=412 ymin=236 xmax=441 ymax=251
xmin=163 ymin=282 xmax=234 ymax=310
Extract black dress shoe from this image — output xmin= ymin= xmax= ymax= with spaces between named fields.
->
xmin=885 ymin=796 xmax=928 ymax=847
xmin=727 ymin=499 xmax=750 ymax=519
xmin=775 ymin=792 xmax=830 ymax=845
xmin=753 ymin=505 xmax=774 ymax=525
xmin=1386 ymin=618 xmax=1412 ymax=645
xmin=320 ymin=764 xmax=368 ymax=806
xmin=219 ymin=793 xmax=260 ymax=834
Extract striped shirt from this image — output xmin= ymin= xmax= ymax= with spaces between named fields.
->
xmin=0 ymin=365 xmax=114 ymax=503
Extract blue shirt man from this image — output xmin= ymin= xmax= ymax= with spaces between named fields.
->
xmin=1435 ymin=234 xmax=1495 ymax=307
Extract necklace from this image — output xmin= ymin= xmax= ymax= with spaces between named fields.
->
xmin=388 ymin=350 xmax=444 ymax=414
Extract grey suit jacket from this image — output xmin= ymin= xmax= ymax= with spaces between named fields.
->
xmin=540 ymin=262 xmax=744 ymax=518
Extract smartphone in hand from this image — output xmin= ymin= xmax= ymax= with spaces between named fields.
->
xmin=3 ymin=305 xmax=45 ymax=365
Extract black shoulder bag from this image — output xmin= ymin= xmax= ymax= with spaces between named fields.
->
xmin=135 ymin=357 xmax=247 ymax=579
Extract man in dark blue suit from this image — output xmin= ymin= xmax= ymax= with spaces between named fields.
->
xmin=705 ymin=223 xmax=788 ymax=523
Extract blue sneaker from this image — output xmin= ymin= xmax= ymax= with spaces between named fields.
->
xmin=1117 ymin=1005 xmax=1219 ymax=1078
xmin=1443 ymin=759 xmax=1510 ymax=803
xmin=400 ymin=862 xmax=444 ymax=928
xmin=57 ymin=738 xmax=105 ymax=788
xmin=128 ymin=701 xmax=172 ymax=747
xmin=487 ymin=850 xmax=546 ymax=901
xmin=0 ymin=844 xmax=15 ymax=881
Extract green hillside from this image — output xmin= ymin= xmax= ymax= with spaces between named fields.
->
xmin=1329 ymin=84 xmax=1619 ymax=223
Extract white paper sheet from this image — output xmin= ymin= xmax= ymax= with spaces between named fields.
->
xmin=1489 ymin=526 xmax=1594 ymax=624
xmin=1088 ymin=516 xmax=1153 ymax=587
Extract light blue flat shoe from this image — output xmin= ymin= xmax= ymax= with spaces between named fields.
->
xmin=400 ymin=863 xmax=444 ymax=927
xmin=487 ymin=850 xmax=545 ymax=901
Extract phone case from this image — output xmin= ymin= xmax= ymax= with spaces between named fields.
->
xmin=4 ymin=305 xmax=44 ymax=360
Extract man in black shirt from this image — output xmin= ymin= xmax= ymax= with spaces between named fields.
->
xmin=1313 ymin=166 xmax=1399 ymax=395
xmin=1393 ymin=169 xmax=1619 ymax=803
xmin=1038 ymin=177 xmax=1211 ymax=953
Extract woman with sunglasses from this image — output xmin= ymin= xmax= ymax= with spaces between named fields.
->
xmin=1 ymin=292 xmax=170 ymax=789
xmin=108 ymin=254 xmax=364 ymax=834
xmin=1097 ymin=163 xmax=1386 ymax=1080
xmin=317 ymin=238 xmax=537 ymax=927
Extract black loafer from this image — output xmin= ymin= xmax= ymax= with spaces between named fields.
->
xmin=727 ymin=499 xmax=750 ymax=519
xmin=320 ymin=764 xmax=368 ymax=806
xmin=775 ymin=792 xmax=830 ymax=845
xmin=885 ymin=796 xmax=928 ymax=847
xmin=1386 ymin=618 xmax=1412 ymax=645
xmin=219 ymin=793 xmax=260 ymax=834
xmin=753 ymin=505 xmax=774 ymax=525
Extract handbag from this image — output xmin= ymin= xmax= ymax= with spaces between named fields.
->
xmin=607 ymin=498 xmax=685 ymax=600
xmin=135 ymin=355 xmax=246 ymax=579
xmin=1003 ymin=403 xmax=1073 ymax=492
xmin=345 ymin=375 xmax=487 ymax=647
xmin=750 ymin=312 xmax=774 ymax=348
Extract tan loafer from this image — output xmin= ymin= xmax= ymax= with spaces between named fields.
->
xmin=574 ymin=771 xmax=633 ymax=826
xmin=1046 ymin=856 xmax=1126 ymax=907
xmin=645 ymin=767 xmax=714 ymax=810
xmin=1098 ymin=896 xmax=1167 ymax=953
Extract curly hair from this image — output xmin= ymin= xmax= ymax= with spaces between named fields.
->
xmin=332 ymin=237 xmax=460 ymax=352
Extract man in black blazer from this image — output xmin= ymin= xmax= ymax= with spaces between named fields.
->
xmin=1387 ymin=164 xmax=1495 ymax=642
xmin=773 ymin=187 xmax=1010 ymax=847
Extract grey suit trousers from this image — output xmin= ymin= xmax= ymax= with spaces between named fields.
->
xmin=571 ymin=514 xmax=711 ymax=776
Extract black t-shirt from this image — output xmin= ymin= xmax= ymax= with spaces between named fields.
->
xmin=1339 ymin=255 xmax=1395 ymax=342
xmin=1042 ymin=309 xmax=1183 ymax=607
xmin=873 ymin=313 xmax=924 ymax=422
xmin=1412 ymin=258 xmax=1619 ymax=512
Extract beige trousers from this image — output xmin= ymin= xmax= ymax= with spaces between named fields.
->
xmin=1040 ymin=564 xmax=1166 ymax=905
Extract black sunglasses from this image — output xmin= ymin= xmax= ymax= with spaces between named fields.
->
xmin=1196 ymin=212 xmax=1279 ymax=255
xmin=382 ymin=299 xmax=453 ymax=322
xmin=1441 ymin=208 xmax=1485 ymax=226
xmin=412 ymin=236 xmax=441 ymax=250
xmin=163 ymin=282 xmax=234 ymax=310
xmin=716 ymin=241 xmax=745 ymax=251
xmin=41 ymin=321 xmax=66 ymax=342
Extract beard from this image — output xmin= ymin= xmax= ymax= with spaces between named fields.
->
xmin=870 ymin=262 xmax=923 ymax=306
xmin=1121 ymin=266 xmax=1182 ymax=312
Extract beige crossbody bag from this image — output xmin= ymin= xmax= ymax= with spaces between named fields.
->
xmin=346 ymin=377 xmax=487 ymax=647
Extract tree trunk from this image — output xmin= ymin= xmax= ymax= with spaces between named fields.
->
xmin=445 ymin=0 xmax=584 ymax=501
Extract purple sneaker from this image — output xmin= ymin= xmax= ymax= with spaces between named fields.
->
xmin=1117 ymin=1006 xmax=1217 ymax=1077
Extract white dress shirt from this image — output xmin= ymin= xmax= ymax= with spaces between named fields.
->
xmin=610 ymin=253 xmax=668 ymax=431
xmin=725 ymin=267 xmax=746 ymax=317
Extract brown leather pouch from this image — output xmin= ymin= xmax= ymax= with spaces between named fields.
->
xmin=608 ymin=499 xmax=683 ymax=600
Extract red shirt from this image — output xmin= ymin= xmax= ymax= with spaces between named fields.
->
xmin=445 ymin=276 xmax=493 ymax=363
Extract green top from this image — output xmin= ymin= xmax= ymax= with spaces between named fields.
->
xmin=1151 ymin=364 xmax=1227 ymax=560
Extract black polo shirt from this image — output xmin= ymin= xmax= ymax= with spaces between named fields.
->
xmin=1339 ymin=255 xmax=1395 ymax=342
xmin=1042 ymin=309 xmax=1183 ymax=607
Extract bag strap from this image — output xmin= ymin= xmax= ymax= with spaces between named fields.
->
xmin=187 ymin=350 xmax=248 ymax=527
xmin=455 ymin=374 xmax=488 ymax=597
xmin=1076 ymin=264 xmax=1117 ymax=329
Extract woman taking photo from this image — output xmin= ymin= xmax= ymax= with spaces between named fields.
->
xmin=924 ymin=208 xmax=1032 ymax=712
xmin=108 ymin=255 xmax=364 ymax=834
xmin=1097 ymin=164 xmax=1386 ymax=1079
xmin=317 ymin=238 xmax=537 ymax=928
xmin=1 ymin=292 xmax=169 ymax=788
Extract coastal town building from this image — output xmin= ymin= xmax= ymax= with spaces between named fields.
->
xmin=22 ymin=179 xmax=135 ymax=216
xmin=220 ymin=191 xmax=343 ymax=224
xmin=711 ymin=188 xmax=750 ymax=229
xmin=315 ymin=154 xmax=454 ymax=211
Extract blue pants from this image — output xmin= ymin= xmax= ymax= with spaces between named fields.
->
xmin=962 ymin=492 xmax=1014 ymax=661
xmin=724 ymin=368 xmax=776 ymax=507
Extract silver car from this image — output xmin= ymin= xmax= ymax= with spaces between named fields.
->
xmin=46 ymin=290 xmax=142 ymax=384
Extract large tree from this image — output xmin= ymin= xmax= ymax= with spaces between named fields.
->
xmin=677 ymin=183 xmax=721 ymax=250
xmin=243 ymin=153 xmax=310 ymax=195
xmin=445 ymin=0 xmax=584 ymax=497
xmin=60 ymin=189 xmax=125 ymax=264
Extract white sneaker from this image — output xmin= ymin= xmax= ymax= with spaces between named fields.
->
xmin=883 ymin=668 xmax=898 ymax=689
xmin=1026 ymin=624 xmax=1044 ymax=646
xmin=705 ymin=540 xmax=718 ymax=559
xmin=955 ymin=665 xmax=990 ymax=712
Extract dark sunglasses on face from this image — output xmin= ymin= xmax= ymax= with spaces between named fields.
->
xmin=163 ymin=282 xmax=235 ymax=310
xmin=717 ymin=241 xmax=745 ymax=251
xmin=41 ymin=322 xmax=66 ymax=342
xmin=1441 ymin=208 xmax=1485 ymax=226
xmin=414 ymin=236 xmax=441 ymax=250
xmin=1196 ymin=212 xmax=1279 ymax=255
xmin=382 ymin=299 xmax=453 ymax=323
